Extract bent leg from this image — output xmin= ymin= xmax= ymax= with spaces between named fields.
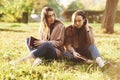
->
xmin=88 ymin=44 xmax=106 ymax=68
xmin=88 ymin=44 xmax=101 ymax=59
xmin=63 ymin=51 xmax=74 ymax=59
xmin=32 ymin=42 xmax=57 ymax=59
xmin=10 ymin=53 xmax=34 ymax=65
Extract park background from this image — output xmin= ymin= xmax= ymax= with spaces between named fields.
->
xmin=0 ymin=0 xmax=120 ymax=80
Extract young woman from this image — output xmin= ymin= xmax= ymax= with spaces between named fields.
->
xmin=10 ymin=7 xmax=65 ymax=66
xmin=64 ymin=10 xmax=109 ymax=68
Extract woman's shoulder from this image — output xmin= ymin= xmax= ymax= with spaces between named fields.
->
xmin=66 ymin=25 xmax=73 ymax=30
xmin=54 ymin=19 xmax=65 ymax=27
xmin=65 ymin=25 xmax=74 ymax=36
xmin=55 ymin=19 xmax=63 ymax=24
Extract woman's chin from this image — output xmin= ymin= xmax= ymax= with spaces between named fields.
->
xmin=76 ymin=26 xmax=81 ymax=28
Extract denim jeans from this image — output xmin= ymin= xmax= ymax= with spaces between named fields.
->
xmin=63 ymin=44 xmax=101 ymax=60
xmin=26 ymin=37 xmax=57 ymax=59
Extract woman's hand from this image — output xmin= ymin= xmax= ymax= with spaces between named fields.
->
xmin=34 ymin=40 xmax=45 ymax=47
xmin=72 ymin=52 xmax=94 ymax=64
xmin=86 ymin=59 xmax=94 ymax=64
xmin=73 ymin=52 xmax=81 ymax=59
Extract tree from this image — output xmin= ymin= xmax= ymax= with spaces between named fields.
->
xmin=61 ymin=1 xmax=84 ymax=21
xmin=101 ymin=0 xmax=119 ymax=33
xmin=32 ymin=0 xmax=49 ymax=13
xmin=67 ymin=1 xmax=80 ymax=10
xmin=31 ymin=0 xmax=64 ymax=18
xmin=0 ymin=0 xmax=33 ymax=22
xmin=47 ymin=0 xmax=64 ymax=17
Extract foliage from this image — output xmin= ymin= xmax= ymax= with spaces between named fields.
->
xmin=30 ymin=0 xmax=65 ymax=18
xmin=47 ymin=0 xmax=64 ymax=17
xmin=0 ymin=22 xmax=120 ymax=79
xmin=62 ymin=1 xmax=84 ymax=21
xmin=67 ymin=1 xmax=82 ymax=10
xmin=0 ymin=0 xmax=33 ymax=22
xmin=0 ymin=0 xmax=65 ymax=22
xmin=32 ymin=0 xmax=49 ymax=13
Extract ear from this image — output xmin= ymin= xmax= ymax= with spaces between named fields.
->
xmin=83 ymin=18 xmax=89 ymax=26
xmin=84 ymin=18 xmax=90 ymax=31
xmin=83 ymin=18 xmax=87 ymax=24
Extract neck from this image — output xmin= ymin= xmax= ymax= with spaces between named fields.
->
xmin=48 ymin=23 xmax=52 ymax=27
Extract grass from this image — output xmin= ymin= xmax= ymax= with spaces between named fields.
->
xmin=0 ymin=22 xmax=120 ymax=80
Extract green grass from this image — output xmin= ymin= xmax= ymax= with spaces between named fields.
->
xmin=0 ymin=22 xmax=120 ymax=80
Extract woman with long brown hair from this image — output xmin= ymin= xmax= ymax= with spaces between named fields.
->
xmin=64 ymin=10 xmax=109 ymax=68
xmin=10 ymin=7 xmax=65 ymax=66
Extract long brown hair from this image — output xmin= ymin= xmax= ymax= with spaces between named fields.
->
xmin=39 ymin=7 xmax=55 ymax=40
xmin=72 ymin=10 xmax=87 ymax=26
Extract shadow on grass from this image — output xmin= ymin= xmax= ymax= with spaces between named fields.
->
xmin=41 ymin=58 xmax=99 ymax=74
xmin=0 ymin=28 xmax=26 ymax=32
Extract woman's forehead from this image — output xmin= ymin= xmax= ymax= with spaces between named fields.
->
xmin=75 ymin=15 xmax=83 ymax=20
xmin=47 ymin=11 xmax=54 ymax=15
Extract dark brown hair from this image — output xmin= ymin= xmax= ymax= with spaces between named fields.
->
xmin=72 ymin=10 xmax=87 ymax=26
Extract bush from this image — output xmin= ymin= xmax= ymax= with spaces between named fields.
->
xmin=0 ymin=0 xmax=33 ymax=22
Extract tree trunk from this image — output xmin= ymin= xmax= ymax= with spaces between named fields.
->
xmin=22 ymin=12 xmax=28 ymax=23
xmin=101 ymin=0 xmax=119 ymax=34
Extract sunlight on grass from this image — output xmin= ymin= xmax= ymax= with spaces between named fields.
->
xmin=0 ymin=22 xmax=120 ymax=80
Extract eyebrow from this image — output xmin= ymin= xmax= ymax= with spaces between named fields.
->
xmin=75 ymin=20 xmax=81 ymax=21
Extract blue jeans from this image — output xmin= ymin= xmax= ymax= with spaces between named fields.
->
xmin=26 ymin=38 xmax=57 ymax=59
xmin=63 ymin=44 xmax=101 ymax=61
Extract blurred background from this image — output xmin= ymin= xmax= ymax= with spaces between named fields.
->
xmin=0 ymin=0 xmax=120 ymax=23
xmin=0 ymin=1 xmax=120 ymax=79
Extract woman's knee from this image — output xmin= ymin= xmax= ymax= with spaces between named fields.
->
xmin=88 ymin=44 xmax=101 ymax=58
xmin=42 ymin=42 xmax=54 ymax=48
xmin=88 ymin=44 xmax=98 ymax=52
xmin=25 ymin=37 xmax=30 ymax=44
xmin=63 ymin=51 xmax=74 ymax=59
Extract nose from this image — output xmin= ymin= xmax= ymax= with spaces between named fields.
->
xmin=50 ymin=16 xmax=54 ymax=20
xmin=51 ymin=16 xmax=54 ymax=19
xmin=76 ymin=21 xmax=79 ymax=25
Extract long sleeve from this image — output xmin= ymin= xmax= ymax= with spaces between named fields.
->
xmin=87 ymin=26 xmax=95 ymax=43
xmin=49 ymin=23 xmax=65 ymax=48
xmin=65 ymin=26 xmax=76 ymax=54
xmin=66 ymin=44 xmax=76 ymax=54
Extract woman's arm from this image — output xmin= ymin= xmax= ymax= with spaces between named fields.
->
xmin=49 ymin=23 xmax=65 ymax=47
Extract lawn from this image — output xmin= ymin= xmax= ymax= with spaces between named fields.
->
xmin=0 ymin=22 xmax=120 ymax=80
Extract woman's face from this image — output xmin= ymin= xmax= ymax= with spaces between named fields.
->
xmin=46 ymin=11 xmax=55 ymax=25
xmin=74 ymin=15 xmax=85 ymax=28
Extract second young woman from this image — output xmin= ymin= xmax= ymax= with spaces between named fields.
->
xmin=64 ymin=10 xmax=109 ymax=68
